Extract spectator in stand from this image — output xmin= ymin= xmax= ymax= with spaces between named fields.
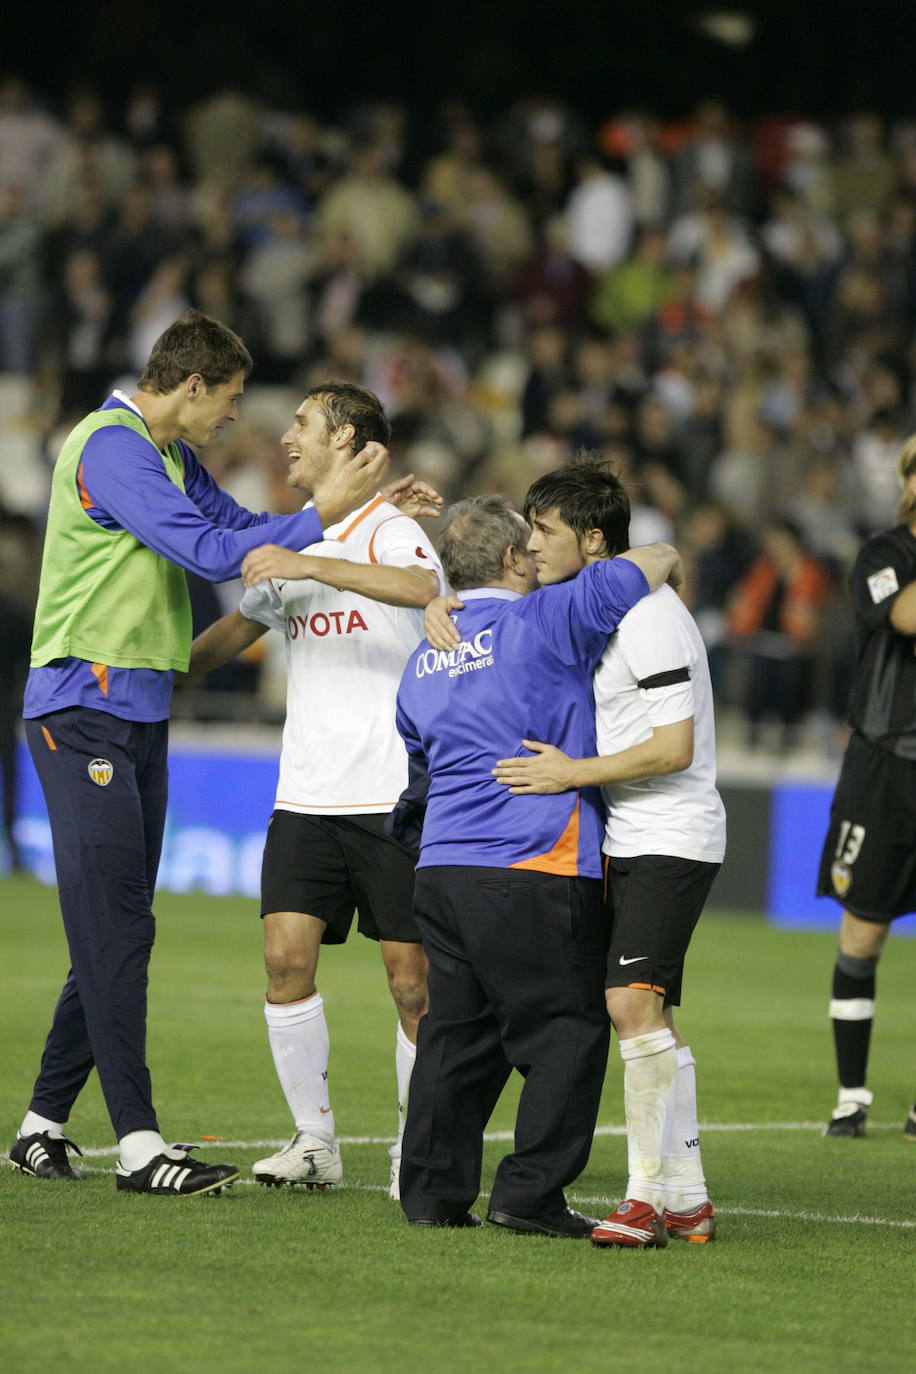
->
xmin=673 ymin=372 xmax=725 ymax=499
xmin=520 ymin=325 xmax=570 ymax=437
xmin=515 ymin=215 xmax=591 ymax=332
xmin=709 ymin=413 xmax=800 ymax=530
xmin=852 ymin=407 xmax=911 ymax=534
xmin=589 ymin=224 xmax=675 ymax=335
xmin=793 ymin=454 xmax=861 ymax=571
xmin=43 ymin=86 xmax=136 ymax=226
xmin=681 ymin=500 xmax=755 ymax=694
xmin=140 ymin=144 xmax=192 ymax=238
xmin=597 ymin=112 xmax=671 ymax=228
xmin=105 ymin=182 xmax=184 ymax=341
xmin=43 ymin=177 xmax=113 ymax=291
xmin=671 ymin=99 xmax=757 ymax=219
xmin=127 ymin=255 xmax=192 ymax=377
xmin=516 ymin=137 xmax=575 ymax=238
xmin=642 ymin=259 xmax=714 ymax=364
xmin=0 ymin=76 xmax=63 ymax=213
xmin=632 ymin=393 xmax=685 ymax=490
xmin=457 ymin=166 xmax=533 ymax=290
xmin=781 ymin=121 xmax=833 ymax=211
xmin=230 ymin=157 xmax=310 ymax=250
xmin=763 ymin=185 xmax=842 ymax=357
xmin=122 ymin=83 xmax=176 ymax=153
xmin=493 ymin=96 xmax=587 ymax=194
xmin=190 ymin=259 xmax=246 ymax=339
xmin=317 ymin=143 xmax=419 ymax=282
xmin=422 ymin=116 xmax=486 ymax=215
xmin=237 ymin=210 xmax=315 ymax=382
xmin=0 ymin=184 xmax=43 ymax=374
xmin=667 ymin=188 xmax=760 ymax=315
xmin=55 ymin=247 xmax=115 ymax=416
xmin=565 ymin=152 xmax=634 ymax=275
xmin=184 ymin=84 xmax=264 ymax=192
xmin=307 ymin=231 xmax=370 ymax=356
xmin=828 ymin=113 xmax=898 ymax=220
xmin=727 ymin=519 xmax=831 ymax=749
xmin=266 ymin=112 xmax=337 ymax=205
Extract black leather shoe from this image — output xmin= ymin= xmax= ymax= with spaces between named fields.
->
xmin=487 ymin=1206 xmax=599 ymax=1238
xmin=408 ymin=1212 xmax=483 ymax=1228
xmin=9 ymin=1132 xmax=83 ymax=1179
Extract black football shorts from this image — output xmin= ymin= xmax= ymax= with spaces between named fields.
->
xmin=603 ymin=854 xmax=721 ymax=1006
xmin=817 ymin=731 xmax=916 ymax=921
xmin=260 ymin=810 xmax=420 ymax=943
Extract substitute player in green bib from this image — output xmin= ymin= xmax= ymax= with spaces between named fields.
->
xmin=10 ymin=310 xmax=389 ymax=1195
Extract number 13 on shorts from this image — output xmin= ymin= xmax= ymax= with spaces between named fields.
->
xmin=835 ymin=821 xmax=865 ymax=864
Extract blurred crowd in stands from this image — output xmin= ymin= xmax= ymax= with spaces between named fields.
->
xmin=2 ymin=73 xmax=916 ymax=755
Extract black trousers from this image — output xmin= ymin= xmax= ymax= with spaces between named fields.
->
xmin=24 ymin=708 xmax=168 ymax=1138
xmin=400 ymin=866 xmax=610 ymax=1223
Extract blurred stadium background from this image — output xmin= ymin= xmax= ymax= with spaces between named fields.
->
xmin=1 ymin=1 xmax=916 ymax=937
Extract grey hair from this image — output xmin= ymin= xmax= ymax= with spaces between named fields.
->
xmin=438 ymin=495 xmax=530 ymax=590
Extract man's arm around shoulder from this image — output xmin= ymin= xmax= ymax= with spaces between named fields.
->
xmin=617 ymin=542 xmax=683 ymax=593
xmin=239 ymin=546 xmax=440 ymax=608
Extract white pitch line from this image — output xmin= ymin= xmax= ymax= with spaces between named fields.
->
xmin=50 ymin=1166 xmax=914 ymax=1231
xmin=568 ymin=1196 xmax=915 ymax=1231
xmin=73 ymin=1119 xmax=906 ymax=1158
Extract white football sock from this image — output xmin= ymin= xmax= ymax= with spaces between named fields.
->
xmin=619 ymin=1028 xmax=677 ymax=1210
xmin=265 ymin=992 xmax=335 ymax=1141
xmin=118 ymin=1129 xmax=170 ymax=1170
xmin=20 ymin=1110 xmax=65 ymax=1139
xmin=837 ymin=1086 xmax=873 ymax=1108
xmin=662 ymin=1044 xmax=709 ymax=1212
xmin=390 ymin=1023 xmax=416 ymax=1161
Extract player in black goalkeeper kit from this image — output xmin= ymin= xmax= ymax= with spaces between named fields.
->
xmin=817 ymin=439 xmax=916 ymax=1139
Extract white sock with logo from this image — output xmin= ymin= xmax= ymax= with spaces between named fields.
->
xmin=118 ymin=1130 xmax=170 ymax=1171
xmin=390 ymin=1023 xmax=416 ymax=1161
xmin=19 ymin=1110 xmax=65 ymax=1139
xmin=662 ymin=1045 xmax=709 ymax=1212
xmin=265 ymin=992 xmax=335 ymax=1143
xmin=619 ymin=1028 xmax=678 ymax=1210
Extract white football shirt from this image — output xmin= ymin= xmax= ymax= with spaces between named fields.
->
xmin=240 ymin=495 xmax=445 ymax=815
xmin=594 ymin=584 xmax=726 ymax=862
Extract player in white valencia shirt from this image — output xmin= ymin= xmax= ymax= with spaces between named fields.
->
xmin=189 ymin=383 xmax=445 ymax=1197
xmin=492 ymin=458 xmax=726 ymax=1247
xmin=424 ymin=455 xmax=725 ymax=1246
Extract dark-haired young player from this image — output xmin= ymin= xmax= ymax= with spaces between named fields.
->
xmin=491 ymin=455 xmax=726 ymax=1246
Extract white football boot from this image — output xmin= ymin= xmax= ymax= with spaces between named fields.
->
xmin=252 ymin=1130 xmax=343 ymax=1188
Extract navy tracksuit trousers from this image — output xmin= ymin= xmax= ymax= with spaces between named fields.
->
xmin=25 ymin=707 xmax=168 ymax=1138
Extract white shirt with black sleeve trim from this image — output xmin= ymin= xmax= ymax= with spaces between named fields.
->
xmin=239 ymin=495 xmax=445 ymax=815
xmin=594 ymin=583 xmax=726 ymax=862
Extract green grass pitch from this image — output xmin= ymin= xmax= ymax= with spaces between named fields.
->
xmin=1 ymin=872 xmax=913 ymax=1374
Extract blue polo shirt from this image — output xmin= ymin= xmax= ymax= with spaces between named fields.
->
xmin=395 ymin=558 xmax=649 ymax=877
